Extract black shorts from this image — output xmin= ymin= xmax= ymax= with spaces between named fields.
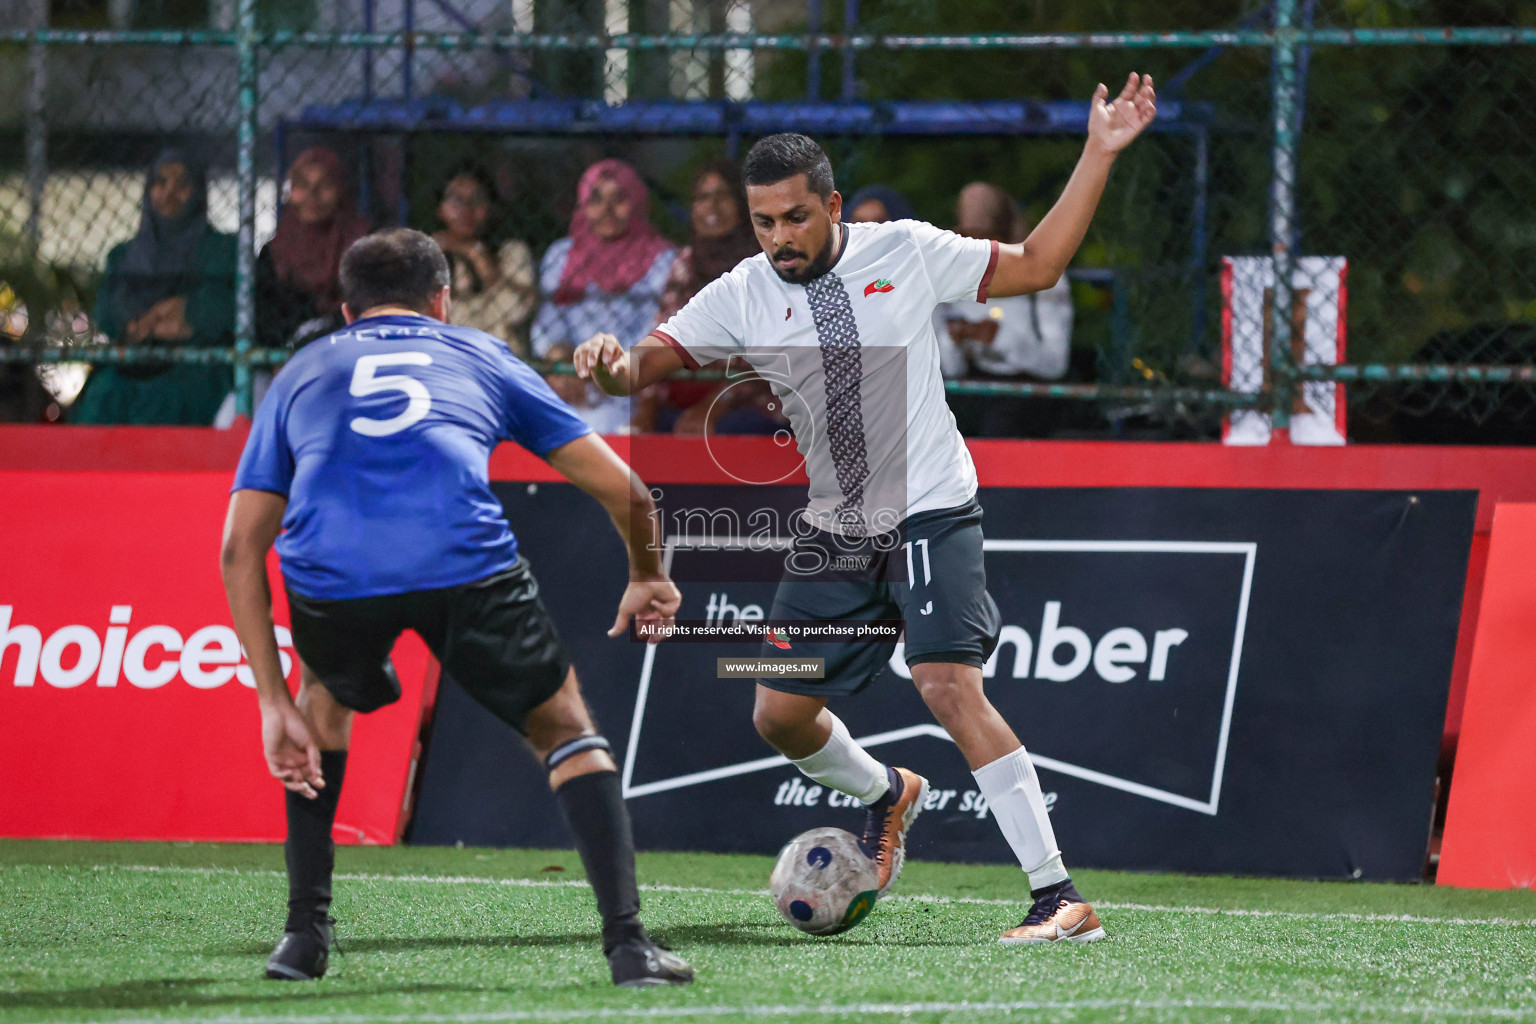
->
xmin=285 ymin=558 xmax=570 ymax=733
xmin=757 ymin=499 xmax=1001 ymax=698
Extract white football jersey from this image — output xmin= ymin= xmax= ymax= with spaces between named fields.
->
xmin=656 ymin=219 xmax=998 ymax=536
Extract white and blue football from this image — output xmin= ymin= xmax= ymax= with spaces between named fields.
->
xmin=769 ymin=826 xmax=881 ymax=935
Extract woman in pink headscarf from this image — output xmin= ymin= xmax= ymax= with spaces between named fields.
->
xmin=531 ymin=158 xmax=676 ymax=433
xmin=255 ymin=146 xmax=371 ymax=349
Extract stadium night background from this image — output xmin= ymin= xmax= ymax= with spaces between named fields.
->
xmin=3 ymin=0 xmax=1536 ymax=1020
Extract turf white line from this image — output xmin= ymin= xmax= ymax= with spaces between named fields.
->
xmin=67 ymin=864 xmax=1536 ymax=930
xmin=70 ymin=997 xmax=1536 ymax=1024
xmin=86 ymin=864 xmax=734 ymax=898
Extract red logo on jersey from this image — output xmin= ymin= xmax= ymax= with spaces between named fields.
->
xmin=864 ymin=278 xmax=895 ymax=297
xmin=767 ymin=628 xmax=793 ymax=650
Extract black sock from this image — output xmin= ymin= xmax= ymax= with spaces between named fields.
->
xmin=554 ymin=769 xmax=646 ymax=954
xmin=284 ymin=749 xmax=348 ymax=932
xmin=1030 ymin=876 xmax=1077 ymax=901
xmin=879 ymin=766 xmax=903 ymax=805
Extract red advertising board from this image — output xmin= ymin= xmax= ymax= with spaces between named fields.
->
xmin=1438 ymin=502 xmax=1536 ymax=889
xmin=9 ymin=425 xmax=1536 ymax=853
xmin=0 ymin=469 xmax=429 ymax=844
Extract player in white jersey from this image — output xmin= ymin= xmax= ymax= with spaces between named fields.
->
xmin=575 ymin=73 xmax=1156 ymax=944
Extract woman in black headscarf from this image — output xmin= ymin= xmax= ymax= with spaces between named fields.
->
xmin=846 ymin=184 xmax=917 ymax=223
xmin=645 ymin=159 xmax=781 ymax=435
xmin=72 ymin=149 xmax=236 ymax=425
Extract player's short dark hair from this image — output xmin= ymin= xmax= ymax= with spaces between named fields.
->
xmin=339 ymin=228 xmax=450 ymax=315
xmin=742 ymin=133 xmax=835 ymax=200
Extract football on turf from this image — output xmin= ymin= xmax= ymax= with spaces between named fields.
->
xmin=769 ymin=826 xmax=880 ymax=935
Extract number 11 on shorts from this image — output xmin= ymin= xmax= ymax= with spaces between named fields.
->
xmin=904 ymin=539 xmax=931 ymax=587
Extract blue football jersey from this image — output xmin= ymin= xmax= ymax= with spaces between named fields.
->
xmin=233 ymin=314 xmax=592 ymax=600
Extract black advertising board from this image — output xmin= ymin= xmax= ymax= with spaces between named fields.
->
xmin=408 ymin=486 xmax=1474 ymax=881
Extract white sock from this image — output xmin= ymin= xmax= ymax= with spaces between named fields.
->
xmin=973 ymin=745 xmax=1069 ymax=891
xmin=790 ymin=713 xmax=890 ymax=804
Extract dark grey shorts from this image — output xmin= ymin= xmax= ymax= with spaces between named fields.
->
xmin=285 ymin=558 xmax=570 ymax=733
xmin=756 ymin=499 xmax=1002 ymax=698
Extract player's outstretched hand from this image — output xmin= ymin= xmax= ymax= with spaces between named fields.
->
xmin=573 ymin=332 xmax=630 ymax=386
xmin=1088 ymin=72 xmax=1157 ymax=154
xmin=261 ymin=701 xmax=324 ymax=799
xmin=609 ymin=579 xmax=683 ymax=643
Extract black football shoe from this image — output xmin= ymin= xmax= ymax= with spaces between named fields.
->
xmin=265 ymin=916 xmax=335 ymax=980
xmin=607 ymin=936 xmax=695 ymax=987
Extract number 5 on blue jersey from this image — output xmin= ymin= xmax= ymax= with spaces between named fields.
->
xmin=349 ymin=352 xmax=434 ymax=437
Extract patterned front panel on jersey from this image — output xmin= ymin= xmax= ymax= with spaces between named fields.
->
xmin=805 ymin=272 xmax=870 ymax=538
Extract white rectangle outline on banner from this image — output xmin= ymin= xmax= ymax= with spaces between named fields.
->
xmin=621 ymin=538 xmax=1257 ymax=817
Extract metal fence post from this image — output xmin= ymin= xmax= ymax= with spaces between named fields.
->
xmin=1189 ymin=125 xmax=1209 ymax=356
xmin=235 ymin=0 xmax=258 ymax=418
xmin=841 ymin=0 xmax=858 ymax=101
xmin=1267 ymin=0 xmax=1301 ymax=441
xmin=24 ymin=0 xmax=47 ymax=252
xmin=807 ymin=0 xmax=822 ymax=99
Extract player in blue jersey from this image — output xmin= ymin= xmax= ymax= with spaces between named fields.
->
xmin=220 ymin=228 xmax=692 ymax=987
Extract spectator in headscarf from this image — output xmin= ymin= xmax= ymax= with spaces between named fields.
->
xmin=846 ymin=184 xmax=917 ymax=224
xmin=647 ymin=159 xmax=783 ymax=436
xmin=255 ymin=146 xmax=370 ymax=349
xmin=71 ymin=149 xmax=235 ymax=425
xmin=433 ymin=165 xmax=538 ymax=357
xmin=531 ymin=158 xmax=676 ymax=433
xmin=654 ymin=160 xmax=759 ymax=325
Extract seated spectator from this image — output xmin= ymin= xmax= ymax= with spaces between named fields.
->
xmin=0 ymin=360 xmax=47 ymax=423
xmin=433 ymin=166 xmax=538 ymax=357
xmin=531 ymin=158 xmax=675 ymax=432
xmin=541 ymin=341 xmax=635 ymax=435
xmin=71 ymin=149 xmax=235 ymax=425
xmin=846 ymin=184 xmax=916 ymax=224
xmin=936 ymin=182 xmax=1074 ymax=437
xmin=0 ymin=284 xmax=50 ymax=422
xmin=255 ymin=146 xmax=369 ymax=350
xmin=648 ymin=160 xmax=782 ymax=436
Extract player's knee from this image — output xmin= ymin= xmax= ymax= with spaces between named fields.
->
xmin=542 ymin=734 xmax=615 ymax=787
xmin=542 ymin=733 xmax=610 ymax=766
xmin=297 ymin=680 xmax=353 ymax=747
xmin=752 ymin=701 xmax=808 ymax=748
xmin=913 ymin=673 xmax=978 ymax=724
xmin=752 ymin=702 xmax=785 ymax=744
xmin=526 ymin=707 xmax=594 ymax=760
xmin=523 ymin=672 xmax=597 ymax=752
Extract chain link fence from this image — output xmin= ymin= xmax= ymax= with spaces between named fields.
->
xmin=1 ymin=1 xmax=1533 ymax=441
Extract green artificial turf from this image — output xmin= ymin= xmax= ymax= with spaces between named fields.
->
xmin=1 ymin=839 xmax=1533 ymax=1023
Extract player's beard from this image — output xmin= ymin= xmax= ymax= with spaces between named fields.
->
xmin=769 ymin=231 xmax=837 ymax=285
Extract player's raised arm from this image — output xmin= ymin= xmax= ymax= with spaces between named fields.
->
xmin=988 ymin=73 xmax=1157 ymax=298
xmin=572 ymin=332 xmax=686 ymax=397
xmin=220 ymin=488 xmax=324 ymax=799
xmin=544 ymin=433 xmax=681 ymax=641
